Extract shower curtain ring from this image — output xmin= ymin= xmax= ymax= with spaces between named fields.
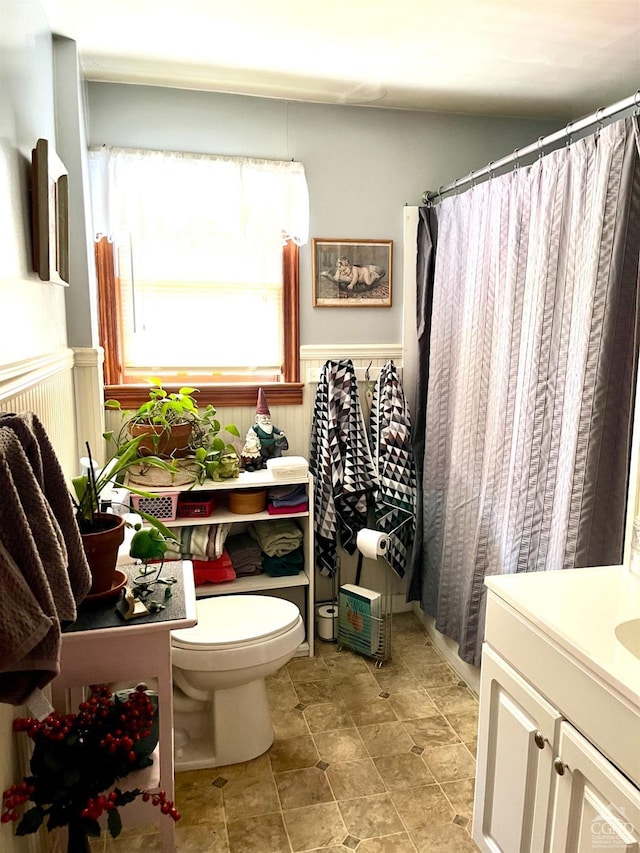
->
xmin=565 ymin=120 xmax=573 ymax=146
xmin=595 ymin=107 xmax=605 ymax=138
xmin=488 ymin=161 xmax=495 ymax=179
xmin=634 ymin=90 xmax=640 ymax=114
xmin=538 ymin=136 xmax=545 ymax=160
xmin=513 ymin=148 xmax=520 ymax=171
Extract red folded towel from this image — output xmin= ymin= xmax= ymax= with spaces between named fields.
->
xmin=192 ymin=549 xmax=236 ymax=585
xmin=267 ymin=501 xmax=308 ymax=515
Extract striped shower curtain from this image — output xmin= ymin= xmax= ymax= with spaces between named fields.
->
xmin=407 ymin=117 xmax=640 ymax=666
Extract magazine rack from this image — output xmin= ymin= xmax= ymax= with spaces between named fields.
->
xmin=337 ymin=564 xmax=392 ymax=667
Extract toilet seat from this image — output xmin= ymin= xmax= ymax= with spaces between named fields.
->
xmin=171 ymin=594 xmax=301 ymax=652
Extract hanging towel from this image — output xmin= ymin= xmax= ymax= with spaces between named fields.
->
xmin=369 ymin=360 xmax=417 ymax=578
xmin=0 ymin=413 xmax=91 ymax=612
xmin=309 ymin=359 xmax=377 ymax=576
xmin=0 ymin=424 xmax=86 ymax=703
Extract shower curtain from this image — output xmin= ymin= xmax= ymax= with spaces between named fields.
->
xmin=407 ymin=117 xmax=640 ymax=666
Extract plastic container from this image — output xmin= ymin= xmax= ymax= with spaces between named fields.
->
xmin=177 ymin=493 xmax=216 ymax=518
xmin=130 ymin=491 xmax=179 ymax=521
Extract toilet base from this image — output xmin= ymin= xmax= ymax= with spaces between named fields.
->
xmin=174 ymin=676 xmax=274 ymax=770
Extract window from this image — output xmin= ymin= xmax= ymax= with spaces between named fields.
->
xmin=89 ymin=147 xmax=309 ymax=407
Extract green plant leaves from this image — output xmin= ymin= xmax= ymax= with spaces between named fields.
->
xmin=16 ymin=805 xmax=44 ymax=835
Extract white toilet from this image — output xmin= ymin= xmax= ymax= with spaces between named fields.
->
xmin=171 ymin=594 xmax=304 ymax=770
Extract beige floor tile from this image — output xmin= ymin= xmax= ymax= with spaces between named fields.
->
xmin=439 ymin=778 xmax=476 ymax=822
xmin=323 ymin=652 xmax=372 ymax=678
xmin=266 ymin=680 xmax=300 ymax=710
xmin=222 ymin=774 xmax=281 ymax=822
xmin=269 ymin=733 xmax=320 ymax=772
xmin=359 ymin=720 xmax=416 ymax=757
xmin=373 ymin=751 xmax=436 ymax=790
xmin=312 ymin=728 xmax=369 ymax=763
xmin=389 ymin=783 xmax=455 ymax=831
xmin=287 ymin=657 xmax=331 ymax=682
xmin=388 ymin=690 xmax=437 ymax=721
xmin=275 ymin=766 xmax=335 ymax=809
xmin=356 ymin=833 xmax=419 ymax=853
xmin=444 ymin=708 xmax=479 ymax=742
xmin=422 ymin=743 xmax=476 ymax=783
xmin=227 ymin=811 xmax=291 ymax=853
xmin=207 ymin=751 xmax=272 ymax=783
xmin=347 ymin=695 xmax=398 ymax=727
xmin=396 ymin=645 xmax=444 ymax=669
xmin=373 ymin=667 xmax=422 ymax=694
xmin=428 ymin=685 xmax=478 ymax=715
xmin=337 ymin=793 xmax=404 ymax=839
xmin=303 ymin=700 xmax=355 ymax=733
xmin=282 ymin=802 xmax=348 ymax=851
xmin=272 ymin=707 xmax=310 ymax=739
xmin=410 ymin=820 xmax=479 ymax=852
xmin=403 ymin=714 xmax=460 ymax=748
xmin=413 ymin=663 xmax=461 ymax=688
xmin=294 ymin=678 xmax=338 ymax=705
xmin=325 ymin=757 xmax=386 ymax=799
xmin=174 ymin=769 xmax=225 ymax=824
xmin=175 ymin=822 xmax=230 ymax=852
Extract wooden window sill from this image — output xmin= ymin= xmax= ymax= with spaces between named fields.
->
xmin=104 ymin=383 xmax=304 ymax=409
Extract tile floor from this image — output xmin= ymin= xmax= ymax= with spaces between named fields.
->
xmin=103 ymin=612 xmax=481 ymax=852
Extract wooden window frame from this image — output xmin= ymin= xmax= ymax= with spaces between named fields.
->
xmin=96 ymin=238 xmax=303 ymax=408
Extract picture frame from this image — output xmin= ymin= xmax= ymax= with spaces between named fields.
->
xmin=312 ymin=238 xmax=392 ymax=307
xmin=31 ymin=138 xmax=69 ymax=285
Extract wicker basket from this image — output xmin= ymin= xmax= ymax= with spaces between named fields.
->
xmin=228 ymin=489 xmax=267 ymax=514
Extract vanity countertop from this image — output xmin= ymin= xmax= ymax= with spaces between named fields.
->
xmin=485 ymin=565 xmax=640 ymax=709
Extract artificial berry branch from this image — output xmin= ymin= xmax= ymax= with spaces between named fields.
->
xmin=1 ymin=684 xmax=180 ymax=841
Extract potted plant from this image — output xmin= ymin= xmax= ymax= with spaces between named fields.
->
xmin=1 ymin=684 xmax=179 ymax=853
xmin=107 ymin=380 xmax=241 ymax=484
xmin=72 ymin=437 xmax=178 ymax=594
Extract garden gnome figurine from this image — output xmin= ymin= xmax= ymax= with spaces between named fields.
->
xmin=241 ymin=389 xmax=288 ymax=470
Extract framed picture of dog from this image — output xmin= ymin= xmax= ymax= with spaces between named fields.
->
xmin=312 ymin=239 xmax=392 ymax=307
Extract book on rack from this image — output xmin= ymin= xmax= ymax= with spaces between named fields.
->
xmin=338 ymin=584 xmax=382 ymax=657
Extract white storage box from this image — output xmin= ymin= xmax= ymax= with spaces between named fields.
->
xmin=266 ymin=456 xmax=309 ymax=479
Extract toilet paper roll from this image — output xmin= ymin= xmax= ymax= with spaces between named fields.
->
xmin=356 ymin=528 xmax=388 ymax=559
xmin=316 ymin=604 xmax=338 ymax=641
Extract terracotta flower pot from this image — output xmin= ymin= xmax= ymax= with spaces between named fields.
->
xmin=80 ymin=513 xmax=126 ymax=595
xmin=129 ymin=421 xmax=193 ymax=458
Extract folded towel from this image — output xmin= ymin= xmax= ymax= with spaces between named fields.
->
xmin=262 ymin=547 xmax=304 ymax=577
xmin=267 ymin=501 xmax=308 ymax=515
xmin=192 ymin=550 xmax=236 ymax=585
xmin=249 ymin=519 xmax=303 ymax=557
xmin=166 ymin=524 xmax=232 ymax=561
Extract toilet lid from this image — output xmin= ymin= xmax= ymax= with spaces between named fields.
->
xmin=171 ymin=594 xmax=301 ymax=650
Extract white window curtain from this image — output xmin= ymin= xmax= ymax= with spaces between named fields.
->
xmin=88 ymin=146 xmax=309 ymax=377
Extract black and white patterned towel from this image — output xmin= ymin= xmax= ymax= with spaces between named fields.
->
xmin=369 ymin=360 xmax=417 ymax=578
xmin=309 ymin=360 xmax=377 ymax=576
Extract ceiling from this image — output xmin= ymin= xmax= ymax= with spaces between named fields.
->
xmin=40 ymin=0 xmax=640 ymax=120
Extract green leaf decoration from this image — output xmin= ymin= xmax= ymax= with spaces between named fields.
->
xmin=108 ymin=808 xmax=123 ymax=838
xmin=16 ymin=805 xmax=45 ymax=835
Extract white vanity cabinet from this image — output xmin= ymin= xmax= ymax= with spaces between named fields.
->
xmin=473 ymin=567 xmax=640 ymax=853
xmin=474 ymin=645 xmax=560 ymax=852
xmin=164 ymin=469 xmax=315 ymax=658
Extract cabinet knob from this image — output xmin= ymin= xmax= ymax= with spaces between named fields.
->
xmin=534 ymin=731 xmax=545 ymax=750
xmin=553 ymin=757 xmax=567 ymax=776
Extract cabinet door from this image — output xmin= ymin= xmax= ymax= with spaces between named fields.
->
xmin=549 ymin=721 xmax=640 ymax=852
xmin=473 ymin=644 xmax=562 ymax=853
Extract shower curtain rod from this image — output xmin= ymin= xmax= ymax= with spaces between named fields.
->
xmin=422 ymin=90 xmax=640 ymax=205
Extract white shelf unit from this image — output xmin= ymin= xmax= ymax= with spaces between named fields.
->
xmin=133 ymin=469 xmax=315 ymax=658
